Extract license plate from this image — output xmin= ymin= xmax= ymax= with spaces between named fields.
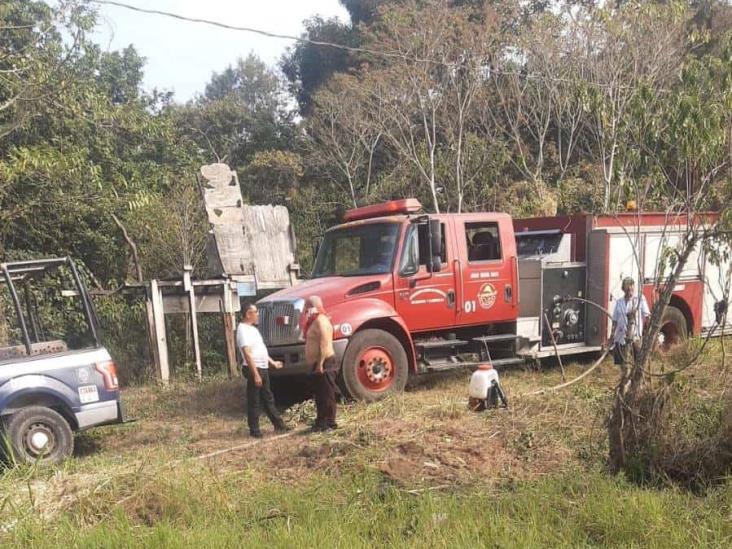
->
xmin=78 ymin=385 xmax=99 ymax=404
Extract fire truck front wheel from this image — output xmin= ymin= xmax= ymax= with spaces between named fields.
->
xmin=340 ymin=329 xmax=408 ymax=401
xmin=658 ymin=306 xmax=688 ymax=352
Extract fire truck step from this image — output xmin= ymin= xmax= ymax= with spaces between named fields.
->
xmin=415 ymin=339 xmax=469 ymax=350
xmin=421 ymin=357 xmax=524 ymax=373
xmin=489 ymin=357 xmax=525 ymax=368
xmin=472 ymin=334 xmax=520 ymax=344
xmin=424 ymin=361 xmax=479 ymax=372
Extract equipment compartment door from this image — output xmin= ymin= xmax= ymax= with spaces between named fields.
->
xmin=541 ymin=264 xmax=587 ymax=347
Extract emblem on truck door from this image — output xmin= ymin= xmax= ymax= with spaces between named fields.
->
xmin=410 ymin=288 xmax=447 ymax=305
xmin=77 ymin=368 xmax=90 ymax=384
xmin=478 ymin=283 xmax=497 ymax=310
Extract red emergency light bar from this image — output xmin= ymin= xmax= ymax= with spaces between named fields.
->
xmin=343 ymin=199 xmax=422 ymax=222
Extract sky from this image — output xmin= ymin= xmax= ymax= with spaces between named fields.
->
xmin=92 ymin=0 xmax=350 ymax=102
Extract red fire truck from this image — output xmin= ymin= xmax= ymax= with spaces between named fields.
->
xmin=258 ymin=199 xmax=731 ymax=401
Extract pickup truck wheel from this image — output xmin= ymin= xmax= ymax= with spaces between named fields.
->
xmin=341 ymin=329 xmax=408 ymax=402
xmin=4 ymin=406 xmax=74 ymax=465
xmin=657 ymin=306 xmax=688 ymax=353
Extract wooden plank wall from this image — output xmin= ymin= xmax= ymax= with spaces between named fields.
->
xmin=241 ymin=204 xmax=297 ymax=289
xmin=200 ymin=163 xmax=297 ymax=288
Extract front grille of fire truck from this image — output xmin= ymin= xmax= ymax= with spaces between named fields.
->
xmin=257 ymin=301 xmax=303 ymax=346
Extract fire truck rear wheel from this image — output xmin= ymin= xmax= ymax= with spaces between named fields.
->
xmin=658 ymin=306 xmax=688 ymax=352
xmin=340 ymin=329 xmax=408 ymax=402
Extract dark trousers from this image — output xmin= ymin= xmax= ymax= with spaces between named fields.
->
xmin=246 ymin=368 xmax=285 ymax=433
xmin=613 ymin=340 xmax=640 ymax=366
xmin=310 ymin=357 xmax=338 ymax=427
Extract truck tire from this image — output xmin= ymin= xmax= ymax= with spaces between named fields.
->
xmin=658 ymin=306 xmax=688 ymax=352
xmin=3 ymin=406 xmax=74 ymax=465
xmin=340 ymin=329 xmax=409 ymax=402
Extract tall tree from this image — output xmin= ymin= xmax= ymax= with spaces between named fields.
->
xmin=354 ymin=1 xmax=507 ymax=213
xmin=573 ymin=1 xmax=689 ymax=211
xmin=281 ymin=16 xmax=358 ymax=114
xmin=0 ymin=0 xmax=91 ymax=143
xmin=182 ymin=54 xmax=297 ymax=167
xmin=308 ymin=74 xmax=383 ymax=208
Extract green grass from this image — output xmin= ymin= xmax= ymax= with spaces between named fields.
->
xmin=4 ymin=464 xmax=732 ymax=548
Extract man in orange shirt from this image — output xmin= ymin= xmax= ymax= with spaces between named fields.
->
xmin=303 ymin=295 xmax=337 ymax=431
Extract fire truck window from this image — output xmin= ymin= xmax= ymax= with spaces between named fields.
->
xmin=334 ymin=238 xmax=361 ymax=275
xmin=466 ymin=222 xmax=501 ymax=262
xmin=399 ymin=226 xmax=420 ymax=276
xmin=516 ymin=233 xmax=562 ymax=258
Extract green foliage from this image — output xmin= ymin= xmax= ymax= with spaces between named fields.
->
xmin=180 ymin=54 xmax=298 ymax=175
xmin=94 ymin=295 xmax=151 ymax=384
xmin=6 ymin=468 xmax=732 ymax=546
xmin=97 ymin=46 xmax=146 ymax=105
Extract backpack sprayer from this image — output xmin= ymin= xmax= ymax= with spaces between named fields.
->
xmin=468 ymin=342 xmax=508 ymax=411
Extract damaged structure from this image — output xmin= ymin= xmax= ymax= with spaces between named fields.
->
xmin=133 ymin=163 xmax=299 ymax=383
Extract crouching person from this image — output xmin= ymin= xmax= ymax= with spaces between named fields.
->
xmin=237 ymin=303 xmax=289 ymax=438
xmin=304 ymin=296 xmax=338 ymax=431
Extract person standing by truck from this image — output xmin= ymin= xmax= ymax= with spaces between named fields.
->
xmin=237 ymin=303 xmax=289 ymax=438
xmin=303 ymin=296 xmax=338 ymax=431
xmin=611 ymin=277 xmax=650 ymax=365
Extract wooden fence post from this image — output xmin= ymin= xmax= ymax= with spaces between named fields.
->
xmin=223 ymin=282 xmax=239 ymax=378
xmin=149 ymin=279 xmax=170 ymax=384
xmin=183 ymin=266 xmax=202 ymax=381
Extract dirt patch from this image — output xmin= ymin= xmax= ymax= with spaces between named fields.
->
xmin=374 ymin=419 xmax=533 ymax=486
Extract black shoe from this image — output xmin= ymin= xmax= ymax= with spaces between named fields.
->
xmin=274 ymin=424 xmax=291 ymax=433
xmin=326 ymin=421 xmax=339 ymax=430
xmin=311 ymin=422 xmax=327 ymax=432
xmin=250 ymin=430 xmax=263 ymax=439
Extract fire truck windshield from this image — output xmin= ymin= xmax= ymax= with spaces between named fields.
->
xmin=312 ymin=223 xmax=401 ymax=278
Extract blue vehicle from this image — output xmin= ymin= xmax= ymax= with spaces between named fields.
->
xmin=0 ymin=258 xmax=125 ymax=464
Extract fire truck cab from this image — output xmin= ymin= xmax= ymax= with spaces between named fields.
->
xmin=258 ymin=200 xmax=731 ymax=401
xmin=259 ymin=199 xmax=521 ymax=401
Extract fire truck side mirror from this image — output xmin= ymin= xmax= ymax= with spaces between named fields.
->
xmin=426 ymin=218 xmax=442 ymax=273
xmin=429 ymin=218 xmax=442 ymax=255
xmin=429 ymin=256 xmax=442 ymax=273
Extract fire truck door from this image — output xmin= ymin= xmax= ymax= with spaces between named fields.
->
xmin=394 ymin=220 xmax=458 ymax=332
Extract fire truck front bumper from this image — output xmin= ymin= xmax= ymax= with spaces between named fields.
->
xmin=267 ymin=339 xmax=349 ymax=377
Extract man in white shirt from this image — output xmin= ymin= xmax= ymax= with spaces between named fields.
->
xmin=237 ymin=303 xmax=288 ymax=438
xmin=611 ymin=277 xmax=651 ymax=366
